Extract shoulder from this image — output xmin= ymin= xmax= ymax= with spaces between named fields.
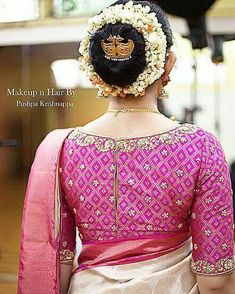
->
xmin=188 ymin=124 xmax=227 ymax=167
xmin=38 ymin=128 xmax=74 ymax=149
xmin=184 ymin=123 xmax=221 ymax=145
xmin=34 ymin=128 xmax=74 ymax=162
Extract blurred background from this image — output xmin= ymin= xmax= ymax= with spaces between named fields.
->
xmin=0 ymin=0 xmax=235 ymax=293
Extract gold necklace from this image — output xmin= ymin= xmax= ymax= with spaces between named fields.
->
xmin=107 ymin=108 xmax=162 ymax=117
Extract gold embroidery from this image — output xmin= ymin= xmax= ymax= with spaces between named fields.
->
xmin=145 ymin=196 xmax=152 ymax=203
xmin=204 ymin=229 xmax=212 ymax=236
xmin=109 ymin=195 xmax=115 ymax=203
xmin=191 ymin=213 xmax=196 ymax=219
xmin=205 ymin=197 xmax=212 ymax=204
xmin=191 ymin=256 xmax=235 ymax=275
xmin=176 ymin=200 xmax=183 ymax=206
xmin=176 ymin=170 xmax=184 ymax=177
xmin=68 ymin=148 xmax=74 ymax=155
xmin=67 ymin=123 xmax=198 ymax=153
xmin=59 ymin=249 xmax=75 ymax=262
xmin=162 ymin=212 xmax=169 ymax=219
xmin=68 ymin=179 xmax=73 ymax=187
xmin=128 ymin=178 xmax=135 ymax=186
xmin=95 ymin=209 xmax=102 ymax=216
xmin=221 ymin=243 xmax=228 ymax=250
xmin=222 ymin=209 xmax=227 ymax=216
xmin=146 ymin=224 xmax=153 ymax=230
xmin=128 ymin=209 xmax=136 ymax=217
xmin=93 ymin=179 xmax=100 ymax=186
xmin=79 ymin=194 xmax=85 ymax=201
xmin=79 ymin=163 xmax=85 ymax=170
xmin=160 ymin=182 xmax=168 ymax=189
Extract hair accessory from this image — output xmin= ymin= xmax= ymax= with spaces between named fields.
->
xmin=79 ymin=1 xmax=167 ymax=98
xmin=101 ymin=35 xmax=135 ymax=61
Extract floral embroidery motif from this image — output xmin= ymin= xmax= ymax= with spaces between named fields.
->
xmin=68 ymin=148 xmax=74 ymax=155
xmin=191 ymin=213 xmax=196 ymax=219
xmin=59 ymin=249 xmax=75 ymax=262
xmin=191 ymin=256 xmax=235 ymax=275
xmin=95 ymin=209 xmax=102 ymax=216
xmin=129 ymin=209 xmax=136 ymax=217
xmin=222 ymin=209 xmax=227 ymax=216
xmin=205 ymin=197 xmax=212 ymax=204
xmin=162 ymin=212 xmax=169 ymax=219
xmin=79 ymin=194 xmax=85 ymax=202
xmin=68 ymin=179 xmax=73 ymax=187
xmin=176 ymin=170 xmax=184 ymax=177
xmin=109 ymin=196 xmax=115 ymax=203
xmin=221 ymin=243 xmax=228 ymax=250
xmin=176 ymin=200 xmax=183 ymax=206
xmin=145 ymin=196 xmax=152 ymax=203
xmin=143 ymin=163 xmax=151 ymax=171
xmin=160 ymin=182 xmax=168 ymax=189
xmin=93 ymin=179 xmax=100 ymax=187
xmin=79 ymin=163 xmax=85 ymax=170
xmin=204 ymin=229 xmax=212 ymax=236
xmin=128 ymin=178 xmax=135 ymax=186
xmin=67 ymin=123 xmax=198 ymax=153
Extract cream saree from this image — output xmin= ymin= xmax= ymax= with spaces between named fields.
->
xmin=69 ymin=238 xmax=198 ymax=294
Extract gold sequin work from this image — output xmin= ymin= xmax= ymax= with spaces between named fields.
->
xmin=67 ymin=123 xmax=198 ymax=153
xmin=191 ymin=256 xmax=235 ymax=275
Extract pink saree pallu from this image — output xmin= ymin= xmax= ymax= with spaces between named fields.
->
xmin=18 ymin=128 xmax=73 ymax=294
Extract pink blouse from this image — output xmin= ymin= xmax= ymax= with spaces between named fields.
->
xmin=59 ymin=123 xmax=235 ymax=275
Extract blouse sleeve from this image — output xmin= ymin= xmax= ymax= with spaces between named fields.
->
xmin=190 ymin=132 xmax=235 ymax=275
xmin=59 ymin=188 xmax=76 ymax=264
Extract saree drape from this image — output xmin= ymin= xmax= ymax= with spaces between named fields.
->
xmin=68 ymin=237 xmax=199 ymax=294
xmin=18 ymin=128 xmax=73 ymax=294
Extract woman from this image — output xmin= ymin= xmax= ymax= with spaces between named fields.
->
xmin=18 ymin=1 xmax=235 ymax=293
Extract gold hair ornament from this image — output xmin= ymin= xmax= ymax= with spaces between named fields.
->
xmin=101 ymin=35 xmax=135 ymax=61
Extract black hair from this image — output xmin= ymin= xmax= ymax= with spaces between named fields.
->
xmin=88 ymin=0 xmax=173 ymax=88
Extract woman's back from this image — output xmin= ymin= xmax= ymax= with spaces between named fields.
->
xmin=60 ymin=123 xmax=234 ymax=276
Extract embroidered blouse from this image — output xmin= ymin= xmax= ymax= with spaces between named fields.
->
xmin=59 ymin=123 xmax=235 ymax=275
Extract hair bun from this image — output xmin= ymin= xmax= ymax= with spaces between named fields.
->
xmin=90 ymin=22 xmax=146 ymax=87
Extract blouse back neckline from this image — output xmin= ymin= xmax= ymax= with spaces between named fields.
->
xmin=76 ymin=123 xmax=187 ymax=141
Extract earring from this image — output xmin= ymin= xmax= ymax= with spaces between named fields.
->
xmin=158 ymin=88 xmax=169 ymax=100
xmin=162 ymin=77 xmax=171 ymax=87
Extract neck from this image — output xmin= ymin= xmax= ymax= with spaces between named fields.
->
xmin=108 ymin=91 xmax=158 ymax=112
xmin=107 ymin=80 xmax=162 ymax=111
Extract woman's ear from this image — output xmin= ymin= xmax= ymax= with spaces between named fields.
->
xmin=161 ymin=51 xmax=177 ymax=84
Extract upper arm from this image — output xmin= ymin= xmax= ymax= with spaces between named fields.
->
xmin=189 ymin=132 xmax=235 ymax=278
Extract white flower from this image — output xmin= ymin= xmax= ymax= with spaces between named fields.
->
xmin=125 ymin=1 xmax=134 ymax=9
